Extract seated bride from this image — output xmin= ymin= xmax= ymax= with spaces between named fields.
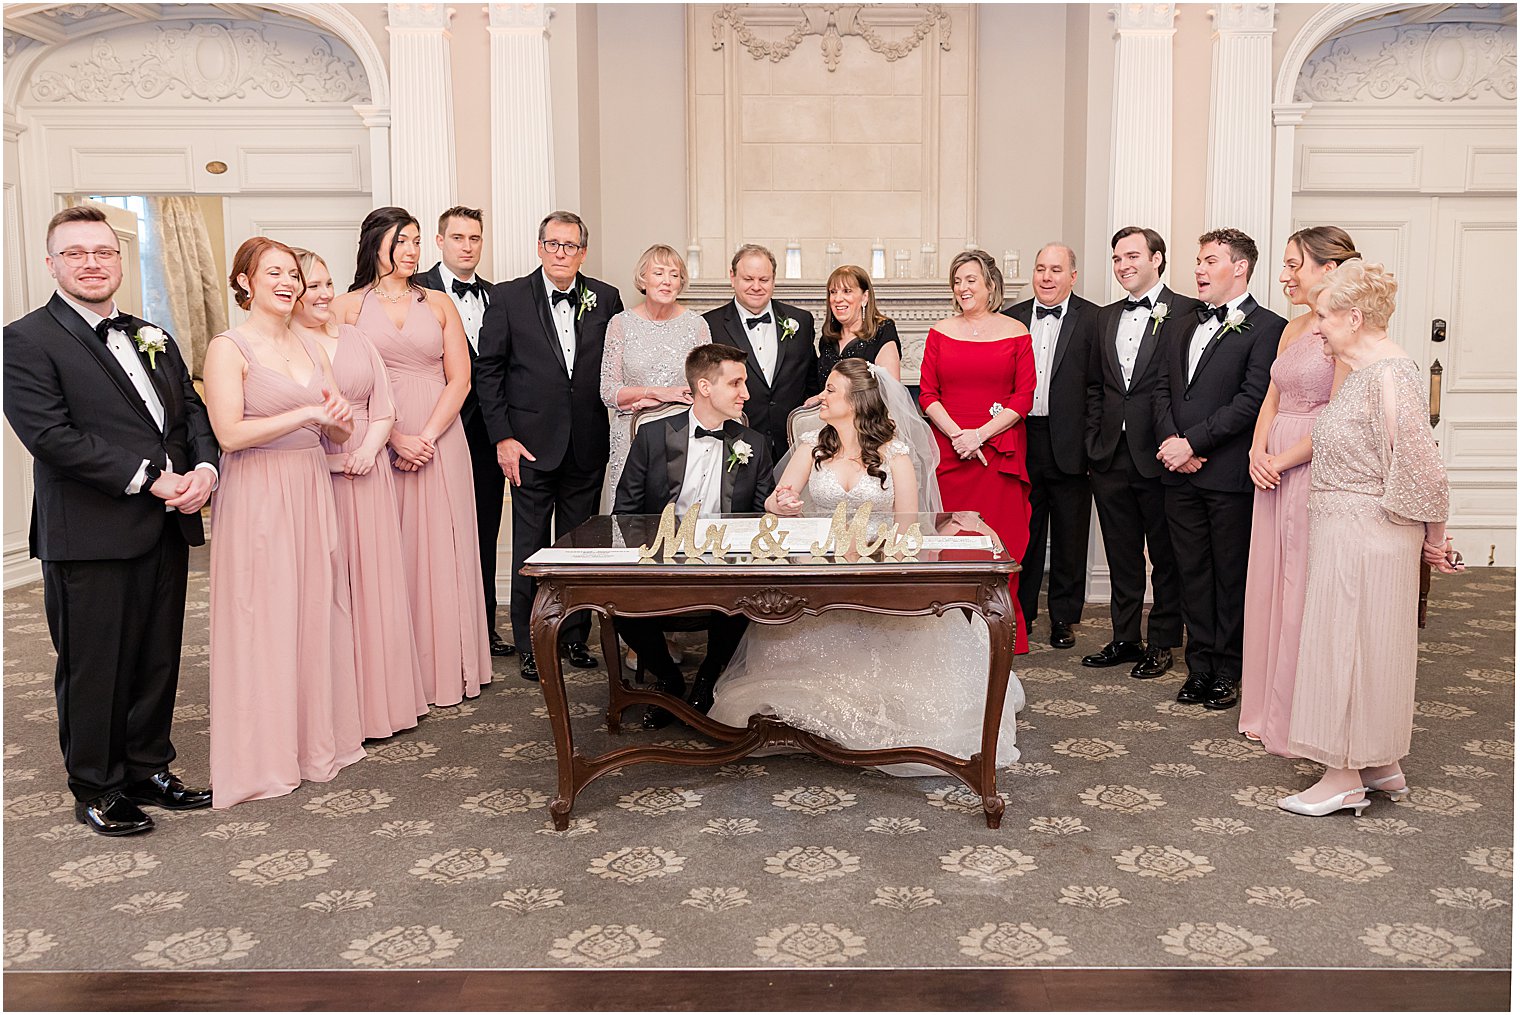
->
xmin=707 ymin=358 xmax=1026 ymax=774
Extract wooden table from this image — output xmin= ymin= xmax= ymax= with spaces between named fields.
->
xmin=521 ymin=513 xmax=1019 ymax=828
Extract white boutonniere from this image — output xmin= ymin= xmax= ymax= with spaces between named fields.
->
xmin=726 ymin=438 xmax=753 ymax=472
xmin=1150 ymin=302 xmax=1169 ymax=335
xmin=134 ymin=325 xmax=168 ymax=369
xmin=779 ymin=317 xmax=799 ymax=342
xmin=1221 ymin=307 xmax=1250 ymax=334
xmin=577 ymin=288 xmax=597 ymax=321
xmin=988 ymin=402 xmax=1005 ymax=419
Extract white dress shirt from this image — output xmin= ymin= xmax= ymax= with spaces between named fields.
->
xmin=1186 ymin=291 xmax=1251 ymax=384
xmin=735 ymin=298 xmax=778 ymax=385
xmin=541 ymin=269 xmax=578 ymax=377
xmin=1028 ymin=294 xmax=1070 ymax=417
xmin=441 ymin=264 xmax=486 ymax=351
xmin=675 ymin=409 xmax=726 ymax=518
xmin=57 ymin=292 xmax=216 ymax=497
xmin=1115 ymin=281 xmax=1165 ymax=391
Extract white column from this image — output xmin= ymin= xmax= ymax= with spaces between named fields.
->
xmin=489 ymin=3 xmax=556 ymax=281
xmin=1109 ymin=2 xmax=1177 ymax=295
xmin=386 ymin=3 xmax=456 ymax=230
xmin=353 ymin=104 xmax=392 ymax=208
xmin=1205 ymin=3 xmax=1276 ymax=250
xmin=1266 ymin=102 xmax=1311 ymax=316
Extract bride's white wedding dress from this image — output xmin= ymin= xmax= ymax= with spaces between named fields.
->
xmin=707 ymin=435 xmax=1025 ymax=775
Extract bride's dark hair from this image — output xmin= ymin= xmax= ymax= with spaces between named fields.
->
xmin=814 ymin=358 xmax=897 ymax=488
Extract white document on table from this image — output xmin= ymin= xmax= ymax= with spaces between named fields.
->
xmin=527 ymin=548 xmax=643 ymax=564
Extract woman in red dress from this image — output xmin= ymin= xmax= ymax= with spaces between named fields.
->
xmin=919 ymin=249 xmax=1036 ymax=654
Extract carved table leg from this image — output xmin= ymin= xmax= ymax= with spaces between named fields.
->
xmin=530 ymin=580 xmax=575 ymax=830
xmin=599 ymin=613 xmax=624 ymax=734
xmin=978 ymin=579 xmax=1015 ymax=829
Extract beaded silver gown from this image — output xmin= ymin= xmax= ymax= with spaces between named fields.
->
xmin=708 ymin=434 xmax=1025 ymax=774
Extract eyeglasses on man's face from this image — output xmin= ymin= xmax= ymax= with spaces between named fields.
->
xmin=539 ymin=239 xmax=585 ymax=255
xmin=52 ymin=248 xmax=122 ymax=265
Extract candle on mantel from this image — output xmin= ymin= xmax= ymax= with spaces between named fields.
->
xmin=784 ymin=240 xmax=802 ymax=280
xmin=920 ymin=243 xmax=936 ymax=280
xmin=1008 ymin=249 xmax=1021 ymax=279
xmin=826 ymin=241 xmax=842 ymax=273
xmin=870 ymin=240 xmax=886 ymax=279
xmin=686 ymin=240 xmax=701 ymax=280
xmin=964 ymin=237 xmax=978 ymax=252
xmin=894 ymin=249 xmax=911 ymax=280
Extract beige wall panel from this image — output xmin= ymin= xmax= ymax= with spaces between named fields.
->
xmin=831 ymin=191 xmax=922 ymax=240
xmin=742 ymin=96 xmax=833 ymax=143
xmin=831 ymin=95 xmax=922 ymax=144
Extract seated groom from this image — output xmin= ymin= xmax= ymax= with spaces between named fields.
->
xmin=614 ymin=343 xmax=776 ymax=726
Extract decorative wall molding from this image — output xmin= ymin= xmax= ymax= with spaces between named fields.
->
xmin=1113 ymin=2 xmax=1179 ymax=34
xmin=1296 ymin=23 xmax=1517 ymax=103
xmin=385 ymin=3 xmax=455 ymax=32
xmin=487 ymin=3 xmax=552 ymax=30
xmin=28 ymin=22 xmax=370 ymax=104
xmin=1211 ymin=2 xmax=1274 ymax=34
xmin=711 ymin=3 xmax=951 ymax=72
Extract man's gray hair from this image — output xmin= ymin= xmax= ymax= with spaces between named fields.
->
xmin=1037 ymin=242 xmax=1078 ymax=272
xmin=538 ymin=210 xmax=588 ymax=247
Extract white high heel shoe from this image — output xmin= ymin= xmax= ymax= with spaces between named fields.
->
xmin=1277 ymin=788 xmax=1370 ymax=817
xmin=1362 ymin=773 xmax=1410 ymax=802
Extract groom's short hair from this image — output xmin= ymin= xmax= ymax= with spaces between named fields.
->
xmin=46 ymin=205 xmax=109 ymax=249
xmin=686 ymin=343 xmax=747 ymax=390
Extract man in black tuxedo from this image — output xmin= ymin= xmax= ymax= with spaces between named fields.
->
xmin=476 ymin=210 xmax=625 ymax=682
xmin=1003 ymin=243 xmax=1098 ymax=649
xmin=702 ymin=244 xmax=820 ymax=458
xmin=1154 ymin=228 xmax=1283 ymax=710
xmin=1084 ymin=226 xmax=1194 ymax=680
xmin=416 ymin=205 xmax=513 ymax=658
xmin=615 ymin=343 xmax=776 ymax=725
xmin=3 ymin=205 xmax=218 ymax=835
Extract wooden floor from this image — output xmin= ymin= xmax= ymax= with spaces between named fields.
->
xmin=4 ymin=967 xmax=1510 ymax=1010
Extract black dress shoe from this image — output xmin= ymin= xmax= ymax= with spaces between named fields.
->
xmin=1202 ymin=674 xmax=1241 ymax=710
xmin=1130 ymin=645 xmax=1174 ymax=679
xmin=1176 ymin=672 xmax=1213 ymax=705
xmin=1081 ymin=640 xmax=1144 ymax=668
xmin=1049 ymin=621 xmax=1075 ymax=649
xmin=520 ymin=653 xmax=539 ymax=682
xmin=489 ymin=631 xmax=516 ymax=657
xmin=75 ymin=792 xmax=154 ymax=836
xmin=687 ymin=670 xmax=719 ymax=715
xmin=641 ymin=671 xmax=686 ymax=730
xmin=563 ymin=641 xmax=597 ymax=669
xmin=123 ymin=770 xmax=212 ymax=810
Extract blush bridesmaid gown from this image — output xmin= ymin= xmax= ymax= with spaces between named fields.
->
xmin=919 ymin=328 xmax=1036 ymax=655
xmin=358 ymin=294 xmax=492 ymax=706
xmin=323 ymin=324 xmax=429 ymax=738
xmin=208 ymin=329 xmax=365 ymax=808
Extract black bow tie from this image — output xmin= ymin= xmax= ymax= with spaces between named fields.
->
xmin=452 ymin=278 xmax=485 ymax=300
xmin=745 ymin=312 xmax=772 ymax=330
xmin=693 ymin=425 xmax=726 ymax=441
xmin=1196 ymin=304 xmax=1229 ymax=323
xmin=1035 ymin=305 xmax=1062 ymax=320
xmin=551 ymin=288 xmax=576 ymax=307
xmin=94 ymin=314 xmax=135 ymax=341
xmin=1122 ymin=297 xmax=1152 ymax=313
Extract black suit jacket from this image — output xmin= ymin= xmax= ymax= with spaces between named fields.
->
xmin=701 ymin=299 xmax=820 ymax=457
xmin=1085 ymin=286 xmax=1199 ymax=479
xmin=3 ymin=295 xmax=219 ymax=560
xmin=475 ymin=270 xmax=625 ymax=473
xmin=613 ymin=414 xmax=776 ymax=515
xmin=1153 ymin=294 xmax=1284 ymax=492
xmin=416 ymin=262 xmax=492 ymax=432
xmin=1004 ymin=293 xmax=1100 ymax=475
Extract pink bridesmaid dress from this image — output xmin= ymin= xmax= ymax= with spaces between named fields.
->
xmin=357 ymin=294 xmax=492 ymax=706
xmin=208 ymin=329 xmax=365 ymax=808
xmin=323 ymin=324 xmax=429 ymax=737
xmin=1238 ymin=331 xmax=1336 ymax=755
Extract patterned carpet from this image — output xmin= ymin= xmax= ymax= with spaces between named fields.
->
xmin=2 ymin=567 xmax=1513 ymax=973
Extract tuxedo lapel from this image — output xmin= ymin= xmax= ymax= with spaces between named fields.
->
xmin=530 ymin=274 xmax=570 ymax=375
xmin=47 ymin=296 xmax=159 ymax=431
xmin=125 ymin=315 xmax=177 ymax=424
xmin=719 ymin=420 xmax=740 ymax=512
xmin=1130 ymin=286 xmax=1172 ymax=386
xmin=1102 ymin=303 xmax=1124 ymax=388
xmin=721 ymin=304 xmax=770 ymax=394
xmin=1051 ymin=305 xmax=1079 ymax=376
xmin=1188 ymin=294 xmax=1257 ymax=389
xmin=664 ymin=414 xmax=690 ymax=505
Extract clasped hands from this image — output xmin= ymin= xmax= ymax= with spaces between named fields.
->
xmin=948 ymin=428 xmax=989 ymax=466
xmin=1248 ymin=446 xmax=1281 ymax=490
xmin=770 ymin=483 xmax=804 ymax=516
xmin=148 ymin=467 xmax=215 ymax=514
xmin=1423 ymin=536 xmax=1466 ymax=574
xmin=1157 ymin=434 xmax=1207 ymax=474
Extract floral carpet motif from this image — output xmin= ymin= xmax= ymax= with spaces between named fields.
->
xmin=2 ymin=567 xmax=1512 ymax=971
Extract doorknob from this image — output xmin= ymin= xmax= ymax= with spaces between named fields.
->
xmin=1431 ymin=318 xmax=1447 ymax=343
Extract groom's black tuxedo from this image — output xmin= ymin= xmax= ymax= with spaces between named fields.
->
xmin=3 ymin=294 xmax=218 ymax=801
xmin=613 ymin=413 xmax=776 ymax=516
xmin=476 ymin=269 xmax=625 ymax=651
xmin=416 ymin=262 xmax=506 ymax=642
xmin=701 ymin=300 xmax=819 ymax=458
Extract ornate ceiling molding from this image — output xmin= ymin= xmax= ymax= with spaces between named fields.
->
xmin=711 ymin=3 xmax=951 ymax=72
xmin=1295 ymin=22 xmax=1517 ymax=102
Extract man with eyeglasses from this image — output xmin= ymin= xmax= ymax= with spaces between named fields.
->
xmin=476 ymin=210 xmax=624 ymax=682
xmin=3 ymin=204 xmax=219 ymax=835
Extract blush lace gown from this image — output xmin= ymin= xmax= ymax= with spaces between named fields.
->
xmin=707 ymin=434 xmax=1025 ymax=774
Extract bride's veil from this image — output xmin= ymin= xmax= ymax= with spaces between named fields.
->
xmin=773 ymin=362 xmax=943 ymax=514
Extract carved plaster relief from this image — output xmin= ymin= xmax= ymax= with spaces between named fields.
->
xmin=1296 ymin=22 xmax=1517 ymax=103
xmin=711 ymin=3 xmax=951 ymax=72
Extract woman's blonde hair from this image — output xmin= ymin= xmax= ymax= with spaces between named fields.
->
xmin=633 ymin=243 xmax=688 ymax=296
xmin=947 ymin=249 xmax=1004 ymax=312
xmin=822 ymin=264 xmax=887 ymax=345
xmin=290 ymin=246 xmax=339 ymax=337
xmin=1310 ymin=260 xmax=1397 ymax=330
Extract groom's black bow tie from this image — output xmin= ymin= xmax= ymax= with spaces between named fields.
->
xmin=452 ymin=278 xmax=485 ymax=300
xmin=693 ymin=425 xmax=727 ymax=441
xmin=1195 ymin=304 xmax=1229 ymax=324
xmin=1122 ymin=297 xmax=1152 ymax=313
xmin=94 ymin=314 xmax=135 ymax=341
xmin=551 ymin=288 xmax=576 ymax=307
xmin=1035 ymin=305 xmax=1062 ymax=319
xmin=745 ymin=312 xmax=771 ymax=329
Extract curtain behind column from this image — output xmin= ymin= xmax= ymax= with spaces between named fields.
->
xmin=150 ymin=196 xmax=227 ymax=376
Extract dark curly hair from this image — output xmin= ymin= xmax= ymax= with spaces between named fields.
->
xmin=813 ymin=358 xmax=897 ymax=489
xmin=349 ymin=206 xmax=426 ymax=300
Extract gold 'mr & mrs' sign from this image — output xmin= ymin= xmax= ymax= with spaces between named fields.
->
xmin=636 ymin=503 xmax=922 ymax=563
